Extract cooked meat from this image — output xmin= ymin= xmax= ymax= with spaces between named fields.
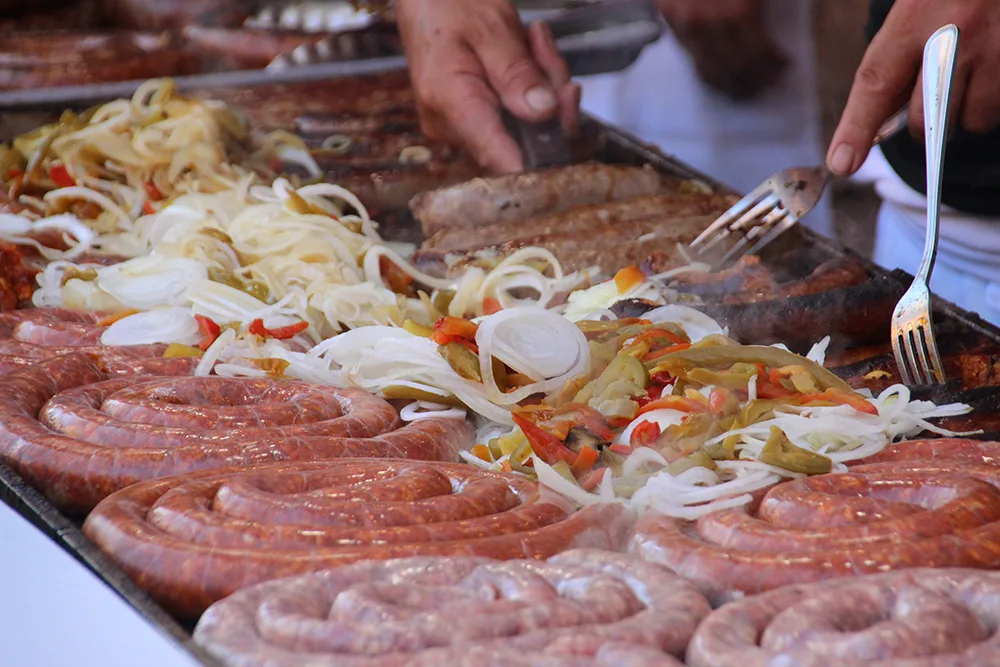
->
xmin=421 ymin=191 xmax=738 ymax=253
xmin=410 ymin=162 xmax=683 ymax=237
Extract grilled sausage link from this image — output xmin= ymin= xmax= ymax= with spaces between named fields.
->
xmin=84 ymin=460 xmax=632 ymax=618
xmin=688 ymin=567 xmax=1000 ymax=667
xmin=193 ymin=549 xmax=707 ymax=667
xmin=409 ymin=162 xmax=679 ymax=237
xmin=0 ymin=353 xmax=470 ymax=512
xmin=630 ymin=438 xmax=1000 ymax=604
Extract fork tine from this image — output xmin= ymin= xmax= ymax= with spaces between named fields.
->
xmin=689 ymin=185 xmax=772 ymax=250
xmin=892 ymin=328 xmax=916 ymax=386
xmin=908 ymin=327 xmax=934 ymax=385
xmin=715 ymin=206 xmax=788 ymax=268
xmin=698 ymin=194 xmax=780 ymax=256
xmin=743 ymin=211 xmax=796 ymax=258
xmin=918 ymin=324 xmax=946 ymax=384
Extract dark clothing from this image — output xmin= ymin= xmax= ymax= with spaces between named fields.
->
xmin=867 ymin=0 xmax=1000 ymax=215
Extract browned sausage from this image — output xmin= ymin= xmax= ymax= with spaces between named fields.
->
xmin=109 ymin=0 xmax=255 ymax=31
xmin=413 ymin=214 xmax=716 ymax=276
xmin=192 ymin=548 xmax=705 ymax=666
xmin=0 ymin=31 xmax=191 ymax=91
xmin=421 ymin=192 xmax=738 ymax=254
xmin=83 ymin=459 xmax=632 ymax=618
xmin=629 ymin=438 xmax=1000 ymax=605
xmin=0 ymin=352 xmax=472 ymax=512
xmin=688 ymin=567 xmax=1000 ymax=667
xmin=410 ymin=162 xmax=681 ymax=238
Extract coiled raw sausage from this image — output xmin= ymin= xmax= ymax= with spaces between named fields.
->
xmin=0 ymin=308 xmax=171 ymax=375
xmin=629 ymin=438 xmax=1000 ymax=604
xmin=0 ymin=353 xmax=468 ymax=512
xmin=83 ymin=460 xmax=632 ymax=618
xmin=688 ymin=568 xmax=1000 ymax=667
xmin=193 ymin=549 xmax=708 ymax=667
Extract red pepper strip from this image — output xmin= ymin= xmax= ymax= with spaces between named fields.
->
xmin=608 ymin=417 xmax=632 ymax=429
xmin=630 ymin=420 xmax=662 ymax=447
xmin=642 ymin=342 xmax=692 ymax=362
xmin=379 ymin=256 xmax=415 ymax=295
xmin=482 ymin=297 xmax=502 ymax=315
xmin=708 ymin=388 xmax=731 ymax=415
xmin=512 ymin=414 xmax=577 ymax=466
xmin=264 ymin=320 xmax=309 ymax=339
xmin=756 ymin=371 xmax=794 ymax=398
xmin=7 ymin=167 xmax=24 ymax=179
xmin=571 ymin=445 xmax=600 ymax=477
xmin=799 ymin=389 xmax=879 ymax=416
xmin=142 ymin=201 xmax=156 ymax=216
xmin=635 ymin=383 xmax=667 ymax=408
xmin=48 ymin=163 xmax=74 ymax=188
xmin=631 ymin=327 xmax=687 ymax=348
xmin=248 ymin=318 xmax=267 ymax=337
xmin=769 ymin=368 xmax=786 ymax=386
xmin=637 ymin=396 xmax=708 ymax=417
xmin=579 ymin=467 xmax=607 ymax=491
xmin=434 ymin=316 xmax=479 ymax=339
xmin=143 ymin=181 xmax=164 ymax=201
xmin=195 ymin=314 xmax=221 ymax=351
xmin=431 ymin=330 xmax=479 ymax=353
xmin=608 ymin=442 xmax=633 ymax=455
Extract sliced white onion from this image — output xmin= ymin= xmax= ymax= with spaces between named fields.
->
xmin=642 ymin=305 xmax=724 ymax=342
xmin=476 ymin=307 xmax=589 ymax=404
xmin=97 ymin=256 xmax=208 ymax=310
xmin=806 ymin=335 xmax=832 ymax=365
xmin=399 ymin=401 xmax=468 ymax=422
xmin=100 ymin=307 xmax=200 ymax=346
xmin=195 ymin=327 xmax=236 ymax=376
xmin=615 ymin=409 xmax=688 ymax=446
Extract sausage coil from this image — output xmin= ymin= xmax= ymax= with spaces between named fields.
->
xmin=630 ymin=438 xmax=1000 ymax=603
xmin=192 ymin=549 xmax=708 ymax=667
xmin=83 ymin=460 xmax=632 ymax=618
xmin=0 ymin=308 xmax=172 ymax=375
xmin=0 ymin=353 xmax=468 ymax=512
xmin=688 ymin=568 xmax=1000 ymax=667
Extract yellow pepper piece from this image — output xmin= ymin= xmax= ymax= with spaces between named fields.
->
xmin=163 ymin=344 xmax=204 ymax=358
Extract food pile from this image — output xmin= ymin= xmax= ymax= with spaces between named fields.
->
xmin=2 ymin=75 xmax=1000 ymax=667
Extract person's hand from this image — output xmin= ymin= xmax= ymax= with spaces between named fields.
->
xmin=828 ymin=0 xmax=1000 ymax=177
xmin=657 ymin=0 xmax=789 ymax=100
xmin=396 ymin=0 xmax=580 ymax=173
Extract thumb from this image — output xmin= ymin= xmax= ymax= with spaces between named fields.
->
xmin=473 ymin=25 xmax=558 ymax=121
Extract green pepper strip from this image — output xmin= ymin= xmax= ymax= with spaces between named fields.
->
xmin=651 ymin=345 xmax=853 ymax=394
xmin=758 ymin=426 xmax=833 ymax=475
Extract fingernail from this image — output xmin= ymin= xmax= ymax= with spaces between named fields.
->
xmin=828 ymin=143 xmax=855 ymax=175
xmin=525 ymin=86 xmax=557 ymax=112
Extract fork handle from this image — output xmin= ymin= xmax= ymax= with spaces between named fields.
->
xmin=873 ymin=108 xmax=909 ymax=146
xmin=915 ymin=25 xmax=960 ymax=285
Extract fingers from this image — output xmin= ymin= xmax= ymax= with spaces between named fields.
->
xmin=827 ymin=14 xmax=923 ymax=176
xmin=959 ymin=64 xmax=1000 ymax=134
xmin=473 ymin=11 xmax=558 ymax=122
xmin=528 ymin=21 xmax=581 ymax=135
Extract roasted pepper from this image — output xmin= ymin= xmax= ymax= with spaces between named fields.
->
xmin=512 ymin=413 xmax=577 ymax=466
xmin=195 ymin=314 xmax=221 ymax=350
xmin=651 ymin=344 xmax=853 ymax=394
xmin=438 ymin=342 xmax=482 ymax=382
xmin=758 ymin=426 xmax=833 ymax=475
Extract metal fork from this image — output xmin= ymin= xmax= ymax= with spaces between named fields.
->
xmin=689 ymin=110 xmax=909 ymax=267
xmin=891 ymin=24 xmax=959 ymax=386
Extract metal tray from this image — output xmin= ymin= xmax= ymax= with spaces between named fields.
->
xmin=4 ymin=75 xmax=1000 ymax=665
xmin=0 ymin=0 xmax=660 ymax=110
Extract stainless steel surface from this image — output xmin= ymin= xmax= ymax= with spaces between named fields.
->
xmin=503 ymin=112 xmax=573 ymax=168
xmin=891 ymin=24 xmax=958 ymax=386
xmin=689 ymin=109 xmax=909 ymax=268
